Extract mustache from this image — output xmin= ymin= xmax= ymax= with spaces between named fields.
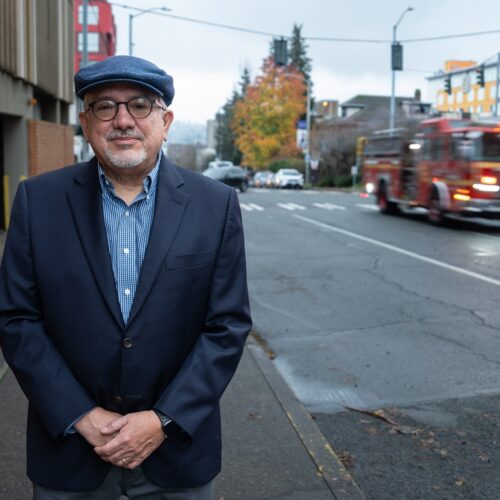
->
xmin=106 ymin=130 xmax=144 ymax=140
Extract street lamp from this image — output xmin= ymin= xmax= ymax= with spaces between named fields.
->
xmin=129 ymin=6 xmax=171 ymax=56
xmin=389 ymin=6 xmax=414 ymax=132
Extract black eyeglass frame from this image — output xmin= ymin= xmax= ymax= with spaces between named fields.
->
xmin=87 ymin=96 xmax=167 ymax=121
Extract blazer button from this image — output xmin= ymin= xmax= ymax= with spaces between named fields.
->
xmin=113 ymin=395 xmax=123 ymax=405
xmin=123 ymin=338 xmax=133 ymax=348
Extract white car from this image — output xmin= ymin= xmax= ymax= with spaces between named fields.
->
xmin=274 ymin=169 xmax=304 ymax=189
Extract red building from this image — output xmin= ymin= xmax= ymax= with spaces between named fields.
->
xmin=74 ymin=0 xmax=116 ymax=73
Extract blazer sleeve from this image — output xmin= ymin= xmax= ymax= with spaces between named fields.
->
xmin=154 ymin=188 xmax=252 ymax=437
xmin=0 ymin=182 xmax=96 ymax=441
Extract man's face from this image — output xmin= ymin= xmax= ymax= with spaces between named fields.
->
xmin=79 ymin=83 xmax=173 ymax=172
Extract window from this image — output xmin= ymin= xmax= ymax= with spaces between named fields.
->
xmin=78 ymin=5 xmax=99 ymax=25
xmin=78 ymin=32 xmax=99 ymax=53
xmin=478 ymin=87 xmax=485 ymax=101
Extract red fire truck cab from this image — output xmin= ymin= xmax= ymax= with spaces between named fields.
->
xmin=362 ymin=118 xmax=500 ymax=223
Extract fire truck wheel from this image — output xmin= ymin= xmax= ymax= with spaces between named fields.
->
xmin=377 ymin=184 xmax=399 ymax=215
xmin=428 ymin=188 xmax=446 ymax=226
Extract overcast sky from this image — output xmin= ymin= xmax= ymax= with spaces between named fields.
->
xmin=110 ymin=0 xmax=500 ymax=124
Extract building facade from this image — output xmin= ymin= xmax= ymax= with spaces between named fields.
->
xmin=428 ymin=59 xmax=500 ymax=117
xmin=0 ymin=0 xmax=75 ymax=229
xmin=74 ymin=0 xmax=116 ymax=74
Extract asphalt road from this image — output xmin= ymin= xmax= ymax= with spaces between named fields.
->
xmin=241 ymin=186 xmax=500 ymax=499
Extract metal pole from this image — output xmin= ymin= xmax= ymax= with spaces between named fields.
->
xmin=495 ymin=53 xmax=500 ymax=117
xmin=305 ymin=82 xmax=311 ymax=185
xmin=389 ymin=25 xmax=396 ymax=132
xmin=81 ymin=0 xmax=89 ymax=160
xmin=389 ymin=7 xmax=413 ymax=133
xmin=82 ymin=0 xmax=88 ymax=68
xmin=128 ymin=7 xmax=171 ymax=57
xmin=129 ymin=13 xmax=133 ymax=55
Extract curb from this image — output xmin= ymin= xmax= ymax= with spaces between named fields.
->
xmin=246 ymin=342 xmax=366 ymax=500
xmin=0 ymin=362 xmax=8 ymax=384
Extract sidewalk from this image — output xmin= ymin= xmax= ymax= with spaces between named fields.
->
xmin=0 ymin=337 xmax=365 ymax=500
xmin=216 ymin=336 xmax=365 ymax=499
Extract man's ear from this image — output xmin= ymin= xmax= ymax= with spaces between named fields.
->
xmin=162 ymin=110 xmax=174 ymax=141
xmin=79 ymin=110 xmax=90 ymax=142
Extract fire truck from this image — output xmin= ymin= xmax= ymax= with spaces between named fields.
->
xmin=362 ymin=117 xmax=500 ymax=224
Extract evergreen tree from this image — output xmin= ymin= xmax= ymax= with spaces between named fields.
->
xmin=215 ymin=68 xmax=250 ymax=164
xmin=289 ymin=24 xmax=312 ymax=86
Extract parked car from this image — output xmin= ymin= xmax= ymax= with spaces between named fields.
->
xmin=253 ymin=170 xmax=276 ymax=188
xmin=274 ymin=168 xmax=304 ymax=189
xmin=203 ymin=165 xmax=249 ymax=192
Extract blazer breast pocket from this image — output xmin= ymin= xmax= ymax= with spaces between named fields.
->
xmin=165 ymin=251 xmax=213 ymax=271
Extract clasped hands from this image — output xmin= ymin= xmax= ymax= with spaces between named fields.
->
xmin=74 ymin=407 xmax=165 ymax=469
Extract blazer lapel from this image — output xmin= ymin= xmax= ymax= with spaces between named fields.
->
xmin=66 ymin=158 xmax=125 ymax=329
xmin=127 ymin=156 xmax=190 ymax=326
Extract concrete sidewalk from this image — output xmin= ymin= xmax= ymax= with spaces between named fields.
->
xmin=216 ymin=337 xmax=365 ymax=499
xmin=0 ymin=337 xmax=365 ymax=499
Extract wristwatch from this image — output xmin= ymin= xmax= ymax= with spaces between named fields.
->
xmin=152 ymin=409 xmax=186 ymax=442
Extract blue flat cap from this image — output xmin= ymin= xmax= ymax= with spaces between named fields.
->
xmin=75 ymin=55 xmax=174 ymax=105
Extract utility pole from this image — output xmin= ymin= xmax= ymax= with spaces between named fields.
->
xmin=495 ymin=53 xmax=500 ymax=117
xmin=305 ymin=81 xmax=311 ymax=186
xmin=80 ymin=0 xmax=89 ymax=160
xmin=389 ymin=6 xmax=414 ymax=133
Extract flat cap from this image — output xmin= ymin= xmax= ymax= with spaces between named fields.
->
xmin=75 ymin=55 xmax=174 ymax=105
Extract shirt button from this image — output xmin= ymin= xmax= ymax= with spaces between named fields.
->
xmin=125 ymin=211 xmax=129 ymax=217
xmin=123 ymin=338 xmax=133 ymax=349
xmin=124 ymin=248 xmax=129 ymax=255
xmin=124 ymin=288 xmax=130 ymax=296
xmin=113 ymin=395 xmax=123 ymax=405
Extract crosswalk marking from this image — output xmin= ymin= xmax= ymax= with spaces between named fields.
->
xmin=356 ymin=203 xmax=378 ymax=211
xmin=313 ymin=202 xmax=346 ymax=211
xmin=241 ymin=201 xmax=379 ymax=213
xmin=240 ymin=203 xmax=265 ymax=211
xmin=277 ymin=203 xmax=307 ymax=211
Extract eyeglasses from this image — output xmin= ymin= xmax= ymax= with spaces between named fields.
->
xmin=87 ymin=96 xmax=166 ymax=121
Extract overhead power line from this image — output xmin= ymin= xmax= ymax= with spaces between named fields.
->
xmin=400 ymin=28 xmax=500 ymax=43
xmin=109 ymin=3 xmax=500 ymax=45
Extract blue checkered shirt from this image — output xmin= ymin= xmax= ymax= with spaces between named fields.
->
xmin=98 ymin=157 xmax=160 ymax=323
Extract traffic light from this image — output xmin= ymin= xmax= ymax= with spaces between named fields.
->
xmin=391 ymin=43 xmax=403 ymax=71
xmin=476 ymin=65 xmax=485 ymax=87
xmin=273 ymin=38 xmax=288 ymax=66
xmin=444 ymin=75 xmax=451 ymax=94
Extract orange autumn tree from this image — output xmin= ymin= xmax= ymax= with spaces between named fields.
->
xmin=232 ymin=58 xmax=306 ymax=169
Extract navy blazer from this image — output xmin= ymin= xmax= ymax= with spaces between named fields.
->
xmin=0 ymin=156 xmax=251 ymax=491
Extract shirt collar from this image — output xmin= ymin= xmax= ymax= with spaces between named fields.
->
xmin=97 ymin=152 xmax=162 ymax=196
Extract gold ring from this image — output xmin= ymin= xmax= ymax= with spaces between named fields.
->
xmin=121 ymin=458 xmax=127 ymax=466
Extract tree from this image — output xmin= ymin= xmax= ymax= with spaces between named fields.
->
xmin=215 ymin=68 xmax=250 ymax=164
xmin=289 ymin=24 xmax=312 ymax=87
xmin=232 ymin=58 xmax=306 ymax=168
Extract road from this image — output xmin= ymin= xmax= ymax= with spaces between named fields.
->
xmin=241 ymin=186 xmax=500 ymax=499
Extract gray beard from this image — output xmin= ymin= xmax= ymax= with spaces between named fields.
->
xmin=103 ymin=146 xmax=148 ymax=169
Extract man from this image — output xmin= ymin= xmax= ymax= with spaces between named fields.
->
xmin=0 ymin=55 xmax=251 ymax=499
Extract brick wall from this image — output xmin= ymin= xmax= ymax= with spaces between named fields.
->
xmin=28 ymin=120 xmax=74 ymax=177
